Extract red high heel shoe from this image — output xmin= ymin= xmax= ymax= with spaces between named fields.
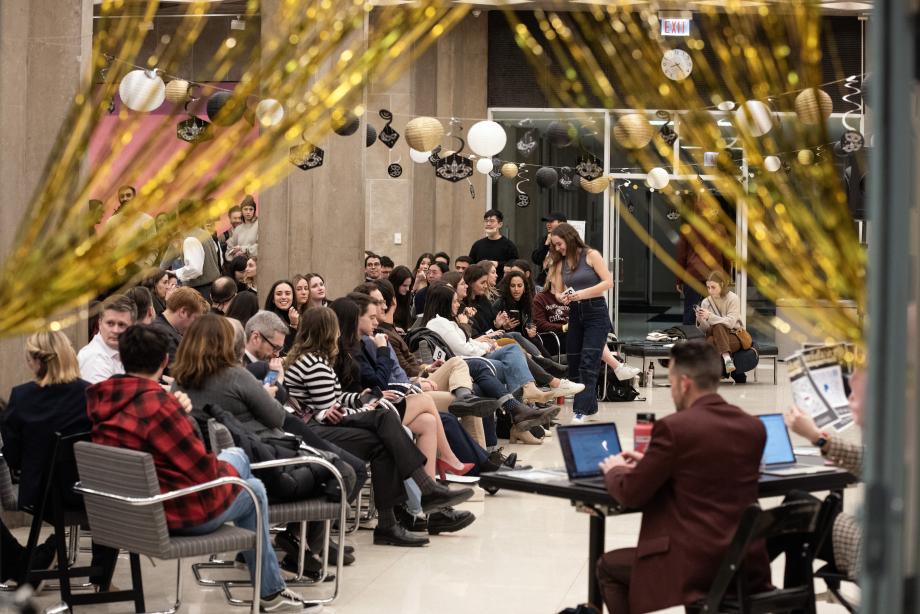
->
xmin=436 ymin=459 xmax=476 ymax=481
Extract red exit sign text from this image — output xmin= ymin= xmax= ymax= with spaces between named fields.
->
xmin=660 ymin=18 xmax=691 ymax=36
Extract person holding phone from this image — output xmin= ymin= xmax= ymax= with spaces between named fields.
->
xmin=548 ymin=223 xmax=614 ymax=420
xmin=493 ymin=270 xmax=555 ymax=360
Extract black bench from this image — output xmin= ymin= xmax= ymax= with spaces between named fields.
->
xmin=621 ymin=340 xmax=779 ymax=384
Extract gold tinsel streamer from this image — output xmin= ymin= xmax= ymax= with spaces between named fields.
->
xmin=0 ymin=0 xmax=469 ymax=335
xmin=503 ymin=1 xmax=865 ymax=350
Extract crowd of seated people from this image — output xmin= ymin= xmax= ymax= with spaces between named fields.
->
xmin=0 ymin=198 xmax=865 ymax=614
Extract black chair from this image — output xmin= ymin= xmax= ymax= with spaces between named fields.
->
xmin=812 ymin=493 xmax=857 ymax=612
xmin=687 ymin=498 xmax=827 ymax=614
xmin=21 ymin=432 xmax=144 ymax=611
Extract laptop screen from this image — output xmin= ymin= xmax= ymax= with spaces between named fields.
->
xmin=758 ymin=414 xmax=796 ymax=466
xmin=559 ymin=423 xmax=623 ymax=479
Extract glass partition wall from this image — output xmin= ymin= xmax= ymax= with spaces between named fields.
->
xmin=487 ymin=108 xmax=862 ymax=346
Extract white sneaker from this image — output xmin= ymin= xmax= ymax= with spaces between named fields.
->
xmin=572 ymin=412 xmax=586 ymax=422
xmin=261 ymin=588 xmax=323 ymax=613
xmin=614 ymin=364 xmax=641 ymax=381
xmin=550 ymin=379 xmax=585 ymax=397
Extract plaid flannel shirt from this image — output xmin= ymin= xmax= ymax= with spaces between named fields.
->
xmin=86 ymin=375 xmax=239 ymax=530
xmin=823 ymin=436 xmax=863 ymax=578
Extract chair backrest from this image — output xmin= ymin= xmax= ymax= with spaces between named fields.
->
xmin=208 ymin=419 xmax=235 ymax=454
xmin=28 ymin=431 xmax=92 ymax=518
xmin=702 ymin=499 xmax=822 ymax=610
xmin=0 ymin=432 xmax=17 ymax=511
xmin=73 ymin=441 xmax=172 ymax=556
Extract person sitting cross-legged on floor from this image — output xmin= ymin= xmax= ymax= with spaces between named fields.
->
xmin=85 ymin=324 xmax=320 ymax=613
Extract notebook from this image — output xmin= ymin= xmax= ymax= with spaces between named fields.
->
xmin=558 ymin=422 xmax=623 ymax=490
xmin=758 ymin=413 xmax=837 ymax=477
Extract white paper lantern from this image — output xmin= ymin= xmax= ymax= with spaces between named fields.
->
xmin=409 ymin=148 xmax=431 ymax=164
xmin=475 ymin=157 xmax=494 ymax=174
xmin=764 ymin=155 xmax=782 ymax=172
xmin=255 ymin=99 xmax=284 ymax=127
xmin=646 ymin=167 xmax=670 ymax=190
xmin=119 ymin=69 xmax=166 ymax=112
xmin=734 ymin=100 xmax=774 ymax=137
xmin=467 ymin=121 xmax=508 ymax=157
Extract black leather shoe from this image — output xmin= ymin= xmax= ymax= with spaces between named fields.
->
xmin=487 ymin=448 xmax=519 ymax=470
xmin=373 ymin=524 xmax=430 ymax=547
xmin=279 ymin=554 xmax=336 ymax=582
xmin=448 ymin=395 xmax=499 ymax=417
xmin=506 ymin=401 xmax=558 ymax=430
xmin=427 ymin=507 xmax=476 ymax=535
xmin=420 ymin=483 xmax=474 ymax=513
xmin=394 ymin=504 xmax=428 ymax=532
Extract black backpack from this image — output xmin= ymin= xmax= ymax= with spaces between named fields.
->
xmin=598 ymin=367 xmax=641 ymax=402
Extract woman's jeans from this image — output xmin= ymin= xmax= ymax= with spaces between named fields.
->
xmin=566 ymin=297 xmax=611 ymax=416
xmin=173 ymin=448 xmax=285 ymax=599
xmin=484 ymin=344 xmax=533 ymax=394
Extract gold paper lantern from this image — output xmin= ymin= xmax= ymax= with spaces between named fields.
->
xmin=500 ymin=163 xmax=519 ymax=178
xmin=613 ymin=114 xmax=653 ymax=149
xmin=797 ymin=149 xmax=815 ymax=165
xmin=405 ymin=117 xmax=444 ymax=152
xmin=794 ymin=88 xmax=833 ymax=125
xmin=164 ymin=79 xmax=190 ymax=104
xmin=579 ymin=176 xmax=610 ymax=194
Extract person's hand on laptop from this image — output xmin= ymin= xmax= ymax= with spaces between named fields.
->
xmin=784 ymin=406 xmax=825 ymax=445
xmin=599 ymin=450 xmax=644 ymax=473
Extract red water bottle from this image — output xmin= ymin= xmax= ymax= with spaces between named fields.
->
xmin=634 ymin=412 xmax=656 ymax=453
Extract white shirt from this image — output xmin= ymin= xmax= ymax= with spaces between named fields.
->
xmin=174 ymin=235 xmax=205 ymax=282
xmin=78 ymin=333 xmax=124 ymax=384
xmin=425 ymin=315 xmax=491 ymax=357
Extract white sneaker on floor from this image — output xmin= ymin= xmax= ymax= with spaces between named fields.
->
xmin=261 ymin=588 xmax=323 ymax=613
xmin=614 ymin=364 xmax=641 ymax=381
xmin=550 ymin=379 xmax=585 ymax=397
xmin=572 ymin=413 xmax=586 ymax=422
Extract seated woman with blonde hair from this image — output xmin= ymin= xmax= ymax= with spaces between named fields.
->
xmin=696 ymin=270 xmax=744 ymax=374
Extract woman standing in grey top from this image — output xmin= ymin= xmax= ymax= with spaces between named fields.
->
xmin=547 ymin=223 xmax=614 ymax=419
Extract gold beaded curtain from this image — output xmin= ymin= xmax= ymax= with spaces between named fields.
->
xmin=503 ymin=1 xmax=865 ymax=350
xmin=0 ymin=0 xmax=469 ymax=336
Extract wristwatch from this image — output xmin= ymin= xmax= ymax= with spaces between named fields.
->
xmin=813 ymin=435 xmax=829 ymax=448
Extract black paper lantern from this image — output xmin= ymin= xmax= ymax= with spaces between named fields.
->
xmin=332 ymin=111 xmax=360 ymax=136
xmin=366 ymin=124 xmax=377 ymax=147
xmin=536 ymin=166 xmax=558 ymax=189
xmin=207 ymin=91 xmax=244 ymax=126
xmin=546 ymin=121 xmax=575 ymax=148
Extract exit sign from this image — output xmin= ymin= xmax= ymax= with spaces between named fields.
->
xmin=660 ymin=18 xmax=691 ymax=36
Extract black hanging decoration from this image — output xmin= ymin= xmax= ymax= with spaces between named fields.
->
xmin=535 ymin=166 xmax=558 ymax=190
xmin=546 ymin=121 xmax=575 ymax=148
xmin=366 ymin=124 xmax=377 ymax=147
xmin=515 ymin=169 xmax=531 ymax=208
xmin=177 ymin=103 xmax=212 ymax=143
xmin=488 ymin=157 xmax=503 ymax=179
xmin=428 ymin=146 xmax=443 ymax=166
xmin=289 ymin=142 xmax=325 ymax=170
xmin=575 ymin=155 xmax=603 ymax=180
xmin=378 ymin=109 xmax=400 ymax=148
xmin=332 ymin=111 xmax=360 ymax=136
xmin=558 ymin=166 xmax=576 ymax=191
xmin=436 ymin=135 xmax=473 ymax=182
xmin=388 ymin=163 xmax=403 ymax=178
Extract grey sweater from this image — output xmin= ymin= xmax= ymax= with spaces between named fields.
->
xmin=174 ymin=366 xmax=286 ymax=439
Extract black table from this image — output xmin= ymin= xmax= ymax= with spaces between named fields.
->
xmin=479 ymin=457 xmax=857 ymax=610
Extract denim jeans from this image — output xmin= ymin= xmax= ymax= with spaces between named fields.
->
xmin=484 ymin=344 xmax=533 ymax=394
xmin=566 ymin=297 xmax=611 ymax=416
xmin=173 ymin=448 xmax=284 ymax=599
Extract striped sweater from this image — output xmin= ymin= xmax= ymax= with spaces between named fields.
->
xmin=284 ymin=353 xmax=364 ymax=422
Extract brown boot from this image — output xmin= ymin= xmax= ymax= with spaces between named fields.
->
xmin=504 ymin=398 xmax=557 ymax=430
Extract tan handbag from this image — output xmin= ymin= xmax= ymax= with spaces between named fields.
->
xmin=706 ymin=298 xmax=753 ymax=350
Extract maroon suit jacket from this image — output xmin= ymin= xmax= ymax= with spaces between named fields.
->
xmin=605 ymin=393 xmax=770 ymax=613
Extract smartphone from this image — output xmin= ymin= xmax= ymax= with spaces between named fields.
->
xmin=360 ymin=386 xmax=384 ymax=405
xmin=564 ymin=287 xmax=576 ymax=296
xmin=508 ymin=310 xmax=521 ymax=321
xmin=263 ymin=370 xmax=279 ymax=385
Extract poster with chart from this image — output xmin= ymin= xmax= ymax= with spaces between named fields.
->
xmin=786 ymin=344 xmax=856 ymax=432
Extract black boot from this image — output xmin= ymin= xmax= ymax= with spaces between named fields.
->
xmin=502 ymin=398 xmax=557 ymax=430
xmin=448 ymin=395 xmax=499 ymax=417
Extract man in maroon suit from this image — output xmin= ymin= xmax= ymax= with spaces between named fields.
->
xmin=596 ymin=339 xmax=770 ymax=613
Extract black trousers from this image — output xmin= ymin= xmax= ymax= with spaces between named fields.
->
xmin=282 ymin=414 xmax=366 ymax=503
xmin=307 ymin=409 xmax=427 ymax=510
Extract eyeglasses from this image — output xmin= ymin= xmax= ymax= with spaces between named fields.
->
xmin=259 ymin=332 xmax=283 ymax=354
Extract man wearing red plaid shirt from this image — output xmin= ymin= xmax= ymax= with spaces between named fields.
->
xmin=86 ymin=325 xmax=320 ymax=613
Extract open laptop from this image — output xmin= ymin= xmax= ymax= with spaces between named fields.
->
xmin=758 ymin=413 xmax=837 ymax=477
xmin=558 ymin=422 xmax=622 ymax=490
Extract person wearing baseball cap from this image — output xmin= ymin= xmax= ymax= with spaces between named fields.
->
xmin=533 ymin=212 xmax=568 ymax=285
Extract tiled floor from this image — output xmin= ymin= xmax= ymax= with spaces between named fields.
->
xmin=13 ymin=359 xmax=859 ymax=613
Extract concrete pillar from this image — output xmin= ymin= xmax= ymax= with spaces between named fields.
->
xmin=0 ymin=0 xmax=92 ymax=397
xmin=259 ymin=0 xmax=367 ymax=299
